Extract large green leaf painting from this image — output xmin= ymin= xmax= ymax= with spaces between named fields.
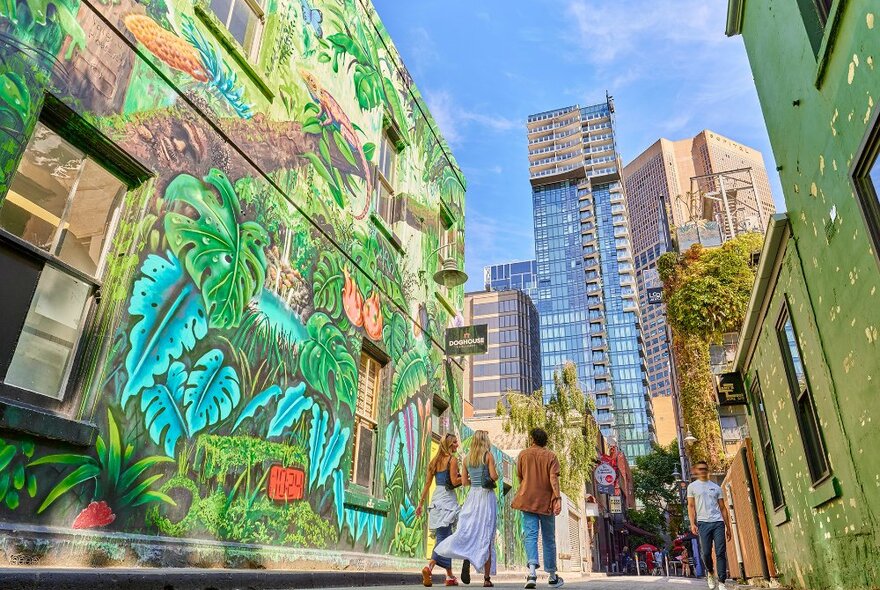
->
xmin=164 ymin=169 xmax=269 ymax=329
xmin=382 ymin=312 xmax=408 ymax=362
xmin=391 ymin=349 xmax=428 ymax=412
xmin=141 ymin=350 xmax=240 ymax=457
xmin=313 ymin=251 xmax=344 ymax=319
xmin=123 ymin=253 xmax=207 ymax=404
xmin=299 ymin=313 xmax=357 ymax=412
xmin=184 ymin=349 xmax=241 ymax=434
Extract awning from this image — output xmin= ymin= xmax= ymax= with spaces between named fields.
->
xmin=622 ymin=522 xmax=660 ymax=539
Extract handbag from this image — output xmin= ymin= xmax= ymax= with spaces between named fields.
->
xmin=481 ymin=453 xmax=497 ymax=490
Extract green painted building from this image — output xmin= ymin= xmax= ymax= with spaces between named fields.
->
xmin=0 ymin=0 xmax=525 ymax=571
xmin=728 ymin=1 xmax=880 ymax=588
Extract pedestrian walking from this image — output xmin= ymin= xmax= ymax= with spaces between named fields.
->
xmin=416 ymin=433 xmax=464 ymax=587
xmin=511 ymin=428 xmax=564 ymax=589
xmin=687 ymin=460 xmax=732 ymax=590
xmin=434 ymin=430 xmax=499 ymax=587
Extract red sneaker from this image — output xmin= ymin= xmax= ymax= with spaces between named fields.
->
xmin=445 ymin=577 xmax=459 ymax=586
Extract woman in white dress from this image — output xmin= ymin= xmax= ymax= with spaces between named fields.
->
xmin=416 ymin=433 xmax=463 ymax=586
xmin=434 ymin=430 xmax=498 ymax=587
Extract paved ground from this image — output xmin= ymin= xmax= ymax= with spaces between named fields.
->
xmin=325 ymin=577 xmax=707 ymax=590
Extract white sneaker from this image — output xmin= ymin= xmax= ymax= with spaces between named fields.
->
xmin=706 ymin=573 xmax=718 ymax=589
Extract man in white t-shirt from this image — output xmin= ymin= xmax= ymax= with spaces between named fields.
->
xmin=687 ymin=461 xmax=731 ymax=590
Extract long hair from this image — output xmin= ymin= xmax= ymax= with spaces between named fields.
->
xmin=467 ymin=430 xmax=491 ymax=468
xmin=428 ymin=433 xmax=457 ymax=472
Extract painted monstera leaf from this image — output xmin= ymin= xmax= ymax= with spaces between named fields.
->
xmin=313 ymin=251 xmax=344 ymax=320
xmin=164 ymin=169 xmax=269 ymax=329
xmin=141 ymin=362 xmax=188 ymax=457
xmin=391 ymin=349 xmax=428 ymax=412
xmin=267 ymin=383 xmax=314 ymax=438
xmin=382 ymin=312 xmax=408 ymax=362
xmin=299 ymin=312 xmax=357 ymax=412
xmin=124 ymin=253 xmax=207 ymax=404
xmin=183 ymin=349 xmax=241 ymax=435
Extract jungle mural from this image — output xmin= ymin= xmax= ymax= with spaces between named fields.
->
xmin=0 ymin=0 xmax=521 ymax=567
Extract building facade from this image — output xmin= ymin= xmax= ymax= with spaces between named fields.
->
xmin=527 ymin=98 xmax=654 ymax=458
xmin=484 ymin=259 xmax=538 ymax=300
xmin=463 ymin=290 xmax=542 ymax=417
xmin=623 ymin=131 xmax=775 ymax=446
xmin=0 ymin=0 xmax=525 ymax=570
xmin=729 ymin=0 xmax=880 ymax=588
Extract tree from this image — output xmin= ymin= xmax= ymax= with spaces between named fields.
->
xmin=497 ymin=361 xmax=599 ymax=500
xmin=658 ymin=233 xmax=763 ymax=470
xmin=631 ymin=441 xmax=684 ymax=539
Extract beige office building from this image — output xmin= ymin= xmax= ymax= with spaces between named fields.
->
xmin=623 ymin=130 xmax=775 ymax=447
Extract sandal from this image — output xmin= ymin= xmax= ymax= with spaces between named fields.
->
xmin=422 ymin=567 xmax=433 ymax=587
xmin=483 ymin=579 xmax=493 ymax=587
xmin=445 ymin=576 xmax=459 ymax=586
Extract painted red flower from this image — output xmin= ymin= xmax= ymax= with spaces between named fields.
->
xmin=72 ymin=501 xmax=116 ymax=529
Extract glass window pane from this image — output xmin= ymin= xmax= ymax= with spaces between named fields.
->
xmin=782 ymin=318 xmax=807 ymax=390
xmin=56 ymin=158 xmax=124 ymax=277
xmin=210 ymin=0 xmax=233 ymax=26
xmin=5 ymin=266 xmax=91 ymax=399
xmin=228 ymin=0 xmax=251 ymax=47
xmin=1 ymin=123 xmax=85 ymax=251
xmin=870 ymin=153 xmax=880 ymax=204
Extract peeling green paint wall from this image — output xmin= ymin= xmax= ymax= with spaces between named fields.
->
xmin=736 ymin=1 xmax=880 ymax=589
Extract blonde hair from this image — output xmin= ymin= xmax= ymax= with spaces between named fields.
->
xmin=467 ymin=430 xmax=491 ymax=468
xmin=428 ymin=433 xmax=457 ymax=472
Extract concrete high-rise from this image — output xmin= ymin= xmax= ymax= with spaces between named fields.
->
xmin=623 ymin=131 xmax=776 ymax=446
xmin=484 ymin=260 xmax=538 ymax=300
xmin=527 ymin=97 xmax=655 ymax=458
xmin=463 ymin=290 xmax=542 ymax=417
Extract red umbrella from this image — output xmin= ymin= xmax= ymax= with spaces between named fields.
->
xmin=635 ymin=544 xmax=658 ymax=553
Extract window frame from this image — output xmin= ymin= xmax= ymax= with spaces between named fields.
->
xmin=207 ymin=0 xmax=266 ymax=61
xmin=749 ymin=373 xmax=786 ymax=511
xmin=775 ymin=301 xmax=830 ymax=485
xmin=350 ymin=341 xmax=388 ymax=493
xmin=0 ymin=95 xmax=149 ymax=419
xmin=852 ymin=105 xmax=880 ymax=270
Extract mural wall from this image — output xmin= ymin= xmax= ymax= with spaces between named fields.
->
xmin=0 ymin=0 xmax=518 ymax=567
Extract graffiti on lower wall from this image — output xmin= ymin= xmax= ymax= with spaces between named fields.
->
xmin=0 ymin=0 xmax=514 ymax=564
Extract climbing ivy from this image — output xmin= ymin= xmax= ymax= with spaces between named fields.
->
xmin=658 ymin=233 xmax=763 ymax=470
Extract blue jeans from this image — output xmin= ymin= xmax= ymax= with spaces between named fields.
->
xmin=697 ymin=521 xmax=728 ymax=582
xmin=432 ymin=524 xmax=453 ymax=570
xmin=523 ymin=512 xmax=557 ymax=574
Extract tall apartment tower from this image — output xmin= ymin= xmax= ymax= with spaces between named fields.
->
xmin=527 ymin=97 xmax=655 ymax=458
xmin=623 ymin=130 xmax=776 ymax=446
xmin=463 ymin=290 xmax=543 ymax=417
xmin=484 ymin=260 xmax=538 ymax=300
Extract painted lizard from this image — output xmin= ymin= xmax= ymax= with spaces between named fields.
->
xmin=300 ymin=69 xmax=372 ymax=220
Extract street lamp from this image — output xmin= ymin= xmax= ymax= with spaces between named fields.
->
xmin=683 ymin=429 xmax=697 ymax=446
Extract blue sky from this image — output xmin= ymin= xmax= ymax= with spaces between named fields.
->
xmin=373 ymin=0 xmax=785 ymax=291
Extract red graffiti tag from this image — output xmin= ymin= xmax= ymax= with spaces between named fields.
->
xmin=267 ymin=465 xmax=305 ymax=501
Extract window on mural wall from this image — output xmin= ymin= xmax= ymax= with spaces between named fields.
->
xmin=373 ymin=130 xmax=400 ymax=228
xmin=0 ymin=122 xmax=125 ymax=405
xmin=776 ymin=303 xmax=830 ymax=484
xmin=209 ymin=0 xmax=264 ymax=58
xmin=352 ymin=347 xmax=383 ymax=490
xmin=853 ymin=113 xmax=880 ymax=266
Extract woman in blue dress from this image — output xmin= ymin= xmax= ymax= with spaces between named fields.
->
xmin=434 ymin=430 xmax=498 ymax=587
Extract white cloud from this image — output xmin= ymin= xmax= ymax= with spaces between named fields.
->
xmin=424 ymin=89 xmax=518 ymax=147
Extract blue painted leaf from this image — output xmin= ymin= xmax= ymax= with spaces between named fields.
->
xmin=318 ymin=421 xmax=350 ymax=488
xmin=356 ymin=509 xmax=368 ymax=542
xmin=333 ymin=469 xmax=345 ymax=527
xmin=232 ymin=385 xmax=281 ymax=432
xmin=267 ymin=383 xmax=313 ymax=438
xmin=345 ymin=507 xmax=356 ymax=534
xmin=184 ymin=349 xmax=241 ymax=435
xmin=383 ymin=420 xmax=401 ymax=482
xmin=124 ymin=253 xmax=207 ymax=405
xmin=374 ymin=513 xmax=384 ymax=540
xmin=308 ymin=405 xmax=328 ymax=489
xmin=141 ymin=362 xmax=188 ymax=457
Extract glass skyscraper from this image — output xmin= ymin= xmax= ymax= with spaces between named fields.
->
xmin=483 ymin=260 xmax=538 ymax=300
xmin=527 ymin=97 xmax=655 ymax=458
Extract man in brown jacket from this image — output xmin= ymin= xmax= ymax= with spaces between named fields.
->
xmin=511 ymin=428 xmax=564 ymax=589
